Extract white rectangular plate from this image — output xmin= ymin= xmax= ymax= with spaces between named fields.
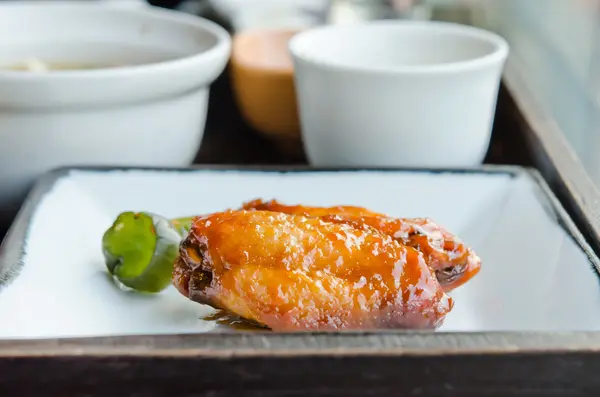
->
xmin=1 ymin=166 xmax=599 ymax=340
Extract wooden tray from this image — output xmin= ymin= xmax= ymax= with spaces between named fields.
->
xmin=1 ymin=163 xmax=600 ymax=397
xmin=2 ymin=26 xmax=600 ymax=397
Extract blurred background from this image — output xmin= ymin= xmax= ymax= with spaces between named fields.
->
xmin=147 ymin=0 xmax=600 ymax=181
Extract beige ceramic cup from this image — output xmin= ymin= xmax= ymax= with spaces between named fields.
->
xmin=230 ymin=29 xmax=303 ymax=157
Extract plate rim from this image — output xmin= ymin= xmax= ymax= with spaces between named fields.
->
xmin=2 ymin=164 xmax=600 ymax=357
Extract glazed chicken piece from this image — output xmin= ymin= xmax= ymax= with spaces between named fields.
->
xmin=241 ymin=199 xmax=481 ymax=292
xmin=173 ymin=210 xmax=453 ymax=331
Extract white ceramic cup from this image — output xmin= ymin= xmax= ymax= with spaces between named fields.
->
xmin=289 ymin=20 xmax=509 ymax=167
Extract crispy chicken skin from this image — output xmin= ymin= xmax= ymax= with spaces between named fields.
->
xmin=241 ymin=199 xmax=481 ymax=292
xmin=173 ymin=210 xmax=453 ymax=331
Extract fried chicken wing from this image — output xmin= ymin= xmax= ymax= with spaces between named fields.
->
xmin=241 ymin=199 xmax=481 ymax=291
xmin=173 ymin=210 xmax=453 ymax=331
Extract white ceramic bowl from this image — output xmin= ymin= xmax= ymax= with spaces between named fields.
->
xmin=289 ymin=20 xmax=509 ymax=168
xmin=0 ymin=1 xmax=231 ymax=211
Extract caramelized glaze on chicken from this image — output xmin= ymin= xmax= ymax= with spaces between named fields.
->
xmin=241 ymin=199 xmax=481 ymax=291
xmin=173 ymin=210 xmax=453 ymax=331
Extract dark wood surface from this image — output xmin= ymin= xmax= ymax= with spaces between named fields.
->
xmin=2 ymin=351 xmax=600 ymax=396
xmin=2 ymin=331 xmax=600 ymax=396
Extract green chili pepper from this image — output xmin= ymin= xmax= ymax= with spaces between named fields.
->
xmin=102 ymin=212 xmax=194 ymax=293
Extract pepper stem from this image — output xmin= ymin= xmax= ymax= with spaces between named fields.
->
xmin=170 ymin=216 xmax=195 ymax=236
